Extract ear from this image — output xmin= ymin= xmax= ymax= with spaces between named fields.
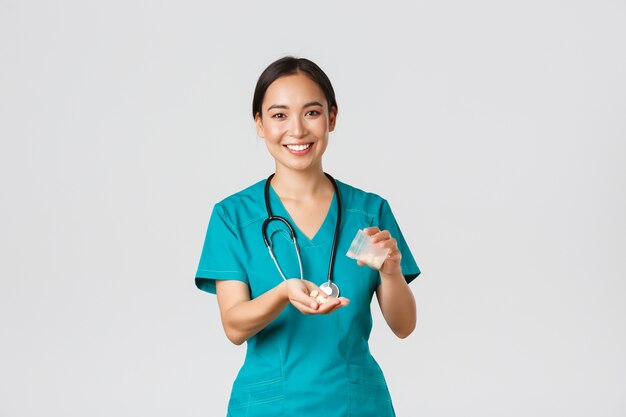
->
xmin=328 ymin=106 xmax=338 ymax=132
xmin=255 ymin=112 xmax=265 ymax=138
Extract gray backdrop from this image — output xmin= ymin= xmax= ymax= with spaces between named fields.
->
xmin=1 ymin=1 xmax=625 ymax=416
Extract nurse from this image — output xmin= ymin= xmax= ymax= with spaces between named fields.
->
xmin=195 ymin=56 xmax=421 ymax=417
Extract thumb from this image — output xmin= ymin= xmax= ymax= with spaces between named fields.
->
xmin=291 ymin=286 xmax=319 ymax=309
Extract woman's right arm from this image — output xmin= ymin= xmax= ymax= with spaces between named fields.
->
xmin=215 ymin=279 xmax=349 ymax=345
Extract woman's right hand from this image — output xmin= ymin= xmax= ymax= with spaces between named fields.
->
xmin=282 ymin=278 xmax=350 ymax=315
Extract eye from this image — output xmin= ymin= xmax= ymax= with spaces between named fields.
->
xmin=305 ymin=110 xmax=320 ymax=117
xmin=271 ymin=113 xmax=286 ymax=119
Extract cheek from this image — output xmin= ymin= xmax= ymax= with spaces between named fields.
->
xmin=314 ymin=118 xmax=329 ymax=131
xmin=314 ymin=121 xmax=331 ymax=141
xmin=264 ymin=123 xmax=287 ymax=141
xmin=316 ymin=141 xmax=329 ymax=155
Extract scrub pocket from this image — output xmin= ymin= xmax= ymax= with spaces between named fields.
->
xmin=348 ymin=363 xmax=395 ymax=417
xmin=227 ymin=370 xmax=285 ymax=417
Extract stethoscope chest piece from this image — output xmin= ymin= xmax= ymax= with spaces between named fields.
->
xmin=319 ymin=281 xmax=340 ymax=298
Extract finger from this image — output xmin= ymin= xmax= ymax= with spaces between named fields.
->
xmin=316 ymin=299 xmax=342 ymax=314
xmin=290 ymin=283 xmax=321 ymax=306
xmin=318 ymin=296 xmax=350 ymax=314
xmin=326 ymin=304 xmax=343 ymax=314
xmin=338 ymin=297 xmax=350 ymax=305
xmin=291 ymin=299 xmax=319 ymax=314
xmin=293 ymin=292 xmax=320 ymax=309
xmin=362 ymin=227 xmax=379 ymax=236
xmin=377 ymin=237 xmax=398 ymax=251
xmin=370 ymin=230 xmax=392 ymax=244
xmin=356 ymin=260 xmax=365 ymax=267
xmin=327 ymin=297 xmax=350 ymax=313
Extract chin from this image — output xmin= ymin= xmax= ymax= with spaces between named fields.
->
xmin=279 ymin=161 xmax=320 ymax=173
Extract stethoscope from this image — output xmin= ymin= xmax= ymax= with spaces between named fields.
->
xmin=262 ymin=172 xmax=342 ymax=298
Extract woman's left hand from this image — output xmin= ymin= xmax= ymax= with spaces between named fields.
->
xmin=357 ymin=227 xmax=403 ymax=276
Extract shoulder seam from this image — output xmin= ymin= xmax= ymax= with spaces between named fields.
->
xmin=235 ymin=214 xmax=267 ymax=230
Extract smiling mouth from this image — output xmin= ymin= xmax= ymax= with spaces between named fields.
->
xmin=284 ymin=143 xmax=312 ymax=151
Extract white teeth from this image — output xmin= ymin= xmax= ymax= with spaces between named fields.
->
xmin=286 ymin=143 xmax=311 ymax=151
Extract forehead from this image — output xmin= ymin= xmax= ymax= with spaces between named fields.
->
xmin=263 ymin=73 xmax=326 ymax=106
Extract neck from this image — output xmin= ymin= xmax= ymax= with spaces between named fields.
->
xmin=271 ymin=166 xmax=331 ymax=200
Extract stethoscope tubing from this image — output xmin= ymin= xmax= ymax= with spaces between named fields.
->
xmin=262 ymin=173 xmax=341 ymax=286
xmin=261 ymin=215 xmax=304 ymax=281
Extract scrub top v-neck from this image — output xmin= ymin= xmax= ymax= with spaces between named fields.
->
xmin=267 ymin=182 xmax=337 ymax=246
xmin=195 ymin=178 xmax=420 ymax=417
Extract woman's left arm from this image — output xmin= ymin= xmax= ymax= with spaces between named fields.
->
xmin=361 ymin=227 xmax=417 ymax=339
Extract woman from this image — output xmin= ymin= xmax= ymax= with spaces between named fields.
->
xmin=195 ymin=56 xmax=421 ymax=416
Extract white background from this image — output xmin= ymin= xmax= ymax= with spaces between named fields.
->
xmin=1 ymin=1 xmax=625 ymax=416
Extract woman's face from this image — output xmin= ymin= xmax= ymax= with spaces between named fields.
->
xmin=255 ymin=72 xmax=337 ymax=174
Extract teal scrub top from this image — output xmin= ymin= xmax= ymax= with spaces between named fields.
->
xmin=195 ymin=178 xmax=420 ymax=417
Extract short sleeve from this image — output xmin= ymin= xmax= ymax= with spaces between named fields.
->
xmin=376 ymin=199 xmax=421 ymax=286
xmin=195 ymin=204 xmax=249 ymax=294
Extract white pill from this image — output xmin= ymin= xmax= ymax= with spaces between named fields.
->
xmin=322 ymin=286 xmax=333 ymax=296
xmin=309 ymin=290 xmax=329 ymax=304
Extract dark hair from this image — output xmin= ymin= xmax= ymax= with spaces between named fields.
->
xmin=252 ymin=56 xmax=338 ymax=119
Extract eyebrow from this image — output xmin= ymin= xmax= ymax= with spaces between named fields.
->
xmin=266 ymin=101 xmax=323 ymax=112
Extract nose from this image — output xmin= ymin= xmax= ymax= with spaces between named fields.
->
xmin=289 ymin=116 xmax=307 ymax=138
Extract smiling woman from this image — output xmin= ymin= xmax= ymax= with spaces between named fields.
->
xmin=254 ymin=63 xmax=337 ymax=175
xmin=195 ymin=56 xmax=421 ymax=417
